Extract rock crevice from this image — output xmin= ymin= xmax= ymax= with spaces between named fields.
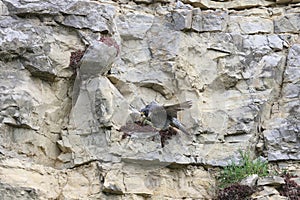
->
xmin=0 ymin=0 xmax=299 ymax=199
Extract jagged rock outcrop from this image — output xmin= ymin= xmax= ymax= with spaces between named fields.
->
xmin=0 ymin=0 xmax=299 ymax=199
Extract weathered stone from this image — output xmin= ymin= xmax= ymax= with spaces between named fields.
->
xmin=263 ymin=70 xmax=300 ymax=163
xmin=0 ymin=16 xmax=80 ymax=80
xmin=103 ymin=170 xmax=125 ymax=194
xmin=183 ymin=0 xmax=275 ymax=9
xmin=119 ymin=39 xmax=151 ymax=66
xmin=0 ymin=182 xmax=38 ymax=200
xmin=0 ymin=159 xmax=61 ymax=199
xmin=56 ymin=152 xmax=72 ymax=163
xmin=252 ymin=186 xmax=287 ymax=200
xmin=147 ymin=18 xmax=181 ymax=60
xmin=62 ymin=1 xmax=115 ymax=18
xmin=116 ymin=12 xmax=154 ymax=40
xmin=191 ymin=8 xmax=201 ymax=31
xmin=2 ymin=0 xmax=64 ymax=15
xmin=282 ymin=83 xmax=300 ymax=99
xmin=267 ymin=35 xmax=283 ymax=50
xmin=285 ymin=44 xmax=300 ymax=83
xmin=277 ymin=162 xmax=300 ymax=178
xmin=1 ymin=0 xmax=300 ymax=199
xmin=228 ymin=16 xmax=273 ymax=34
xmin=240 ymin=174 xmax=259 ymax=187
xmin=192 ymin=9 xmax=227 ymax=32
xmin=0 ymin=1 xmax=9 ymax=15
xmin=3 ymin=0 xmax=116 ymax=33
xmin=23 ymin=51 xmax=57 ymax=81
xmin=243 ymin=35 xmax=272 ymax=55
xmin=70 ymin=76 xmax=130 ymax=133
xmin=60 ymin=1 xmax=116 ymax=33
xmin=264 ymin=125 xmax=300 ymax=161
xmin=99 ymin=164 xmax=212 ymax=199
xmin=0 ymin=159 xmax=102 ymax=199
xmin=257 ymin=176 xmax=285 ymax=187
xmin=172 ymin=9 xmax=193 ymax=31
xmin=62 ymin=15 xmax=110 ymax=33
xmin=0 ymin=65 xmax=71 ymax=165
xmin=276 ymin=0 xmax=292 ymax=3
xmin=79 ymin=40 xmax=118 ymax=79
xmin=274 ymin=13 xmax=300 ymax=33
xmin=134 ymin=0 xmax=153 ymax=3
xmin=225 ymin=133 xmax=253 ymax=143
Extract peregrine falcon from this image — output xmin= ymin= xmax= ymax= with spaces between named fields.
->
xmin=140 ymin=101 xmax=192 ymax=134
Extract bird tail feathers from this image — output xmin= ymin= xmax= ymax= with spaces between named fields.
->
xmin=171 ymin=118 xmax=189 ymax=134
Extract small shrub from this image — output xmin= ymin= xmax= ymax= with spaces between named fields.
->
xmin=69 ymin=49 xmax=86 ymax=71
xmin=216 ymin=184 xmax=255 ymax=200
xmin=218 ymin=150 xmax=269 ymax=188
xmin=278 ymin=173 xmax=300 ymax=200
xmin=159 ymin=127 xmax=178 ymax=147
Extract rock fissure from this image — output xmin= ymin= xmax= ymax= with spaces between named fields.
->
xmin=0 ymin=0 xmax=300 ymax=199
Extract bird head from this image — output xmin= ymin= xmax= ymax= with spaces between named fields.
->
xmin=140 ymin=101 xmax=158 ymax=117
xmin=140 ymin=107 xmax=149 ymax=117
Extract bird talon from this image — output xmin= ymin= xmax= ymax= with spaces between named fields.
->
xmin=141 ymin=118 xmax=152 ymax=126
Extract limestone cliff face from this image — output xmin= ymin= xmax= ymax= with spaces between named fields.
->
xmin=0 ymin=0 xmax=299 ymax=199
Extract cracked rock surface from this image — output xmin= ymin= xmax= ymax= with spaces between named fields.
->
xmin=0 ymin=0 xmax=299 ymax=199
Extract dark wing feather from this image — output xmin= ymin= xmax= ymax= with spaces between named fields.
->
xmin=163 ymin=101 xmax=192 ymax=117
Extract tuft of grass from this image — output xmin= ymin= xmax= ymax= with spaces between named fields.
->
xmin=218 ymin=150 xmax=269 ymax=188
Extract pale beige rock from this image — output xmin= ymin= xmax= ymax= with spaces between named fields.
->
xmin=253 ymin=195 xmax=288 ymax=200
xmin=79 ymin=41 xmax=118 ymax=79
xmin=257 ymin=176 xmax=285 ymax=186
xmin=252 ymin=186 xmax=287 ymax=200
xmin=274 ymin=12 xmax=300 ymax=33
xmin=183 ymin=0 xmax=275 ymax=9
xmin=120 ymin=40 xmax=151 ymax=66
xmin=0 ymin=158 xmax=61 ymax=199
xmin=228 ymin=16 xmax=273 ymax=34
xmin=1 ymin=0 xmax=300 ymax=199
xmin=276 ymin=0 xmax=300 ymax=3
xmin=103 ymin=169 xmax=126 ymax=194
xmin=172 ymin=9 xmax=193 ymax=30
xmin=70 ymin=76 xmax=130 ymax=133
xmin=240 ymin=174 xmax=259 ymax=187
xmin=116 ymin=12 xmax=154 ymax=40
xmin=0 ymin=1 xmax=9 ymax=15
xmin=276 ymin=0 xmax=292 ymax=3
xmin=0 ymin=158 xmax=103 ymax=200
xmin=192 ymin=9 xmax=228 ymax=32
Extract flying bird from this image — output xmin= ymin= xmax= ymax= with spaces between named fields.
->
xmin=140 ymin=101 xmax=192 ymax=134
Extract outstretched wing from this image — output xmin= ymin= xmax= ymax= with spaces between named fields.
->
xmin=163 ymin=101 xmax=192 ymax=118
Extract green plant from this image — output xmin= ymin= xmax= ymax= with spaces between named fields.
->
xmin=218 ymin=150 xmax=269 ymax=188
